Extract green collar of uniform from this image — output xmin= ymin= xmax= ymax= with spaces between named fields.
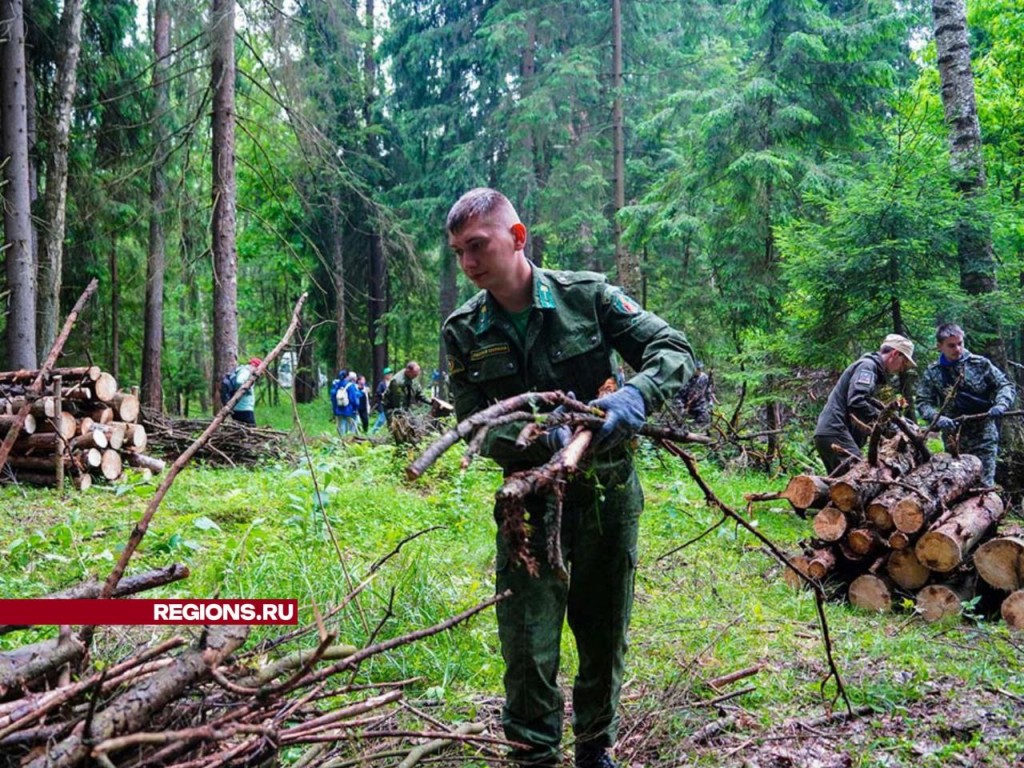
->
xmin=474 ymin=265 xmax=557 ymax=334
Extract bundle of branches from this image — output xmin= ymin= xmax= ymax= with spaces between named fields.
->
xmin=0 ymin=365 xmax=163 ymax=489
xmin=140 ymin=408 xmax=292 ymax=467
xmin=407 ymin=390 xmax=710 ymax=578
xmin=749 ymin=414 xmax=1021 ymax=628
xmin=387 ymin=410 xmax=448 ymax=446
xmin=0 ymin=587 xmax=508 ymax=768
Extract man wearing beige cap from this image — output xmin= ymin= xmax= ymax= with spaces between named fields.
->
xmin=813 ymin=334 xmax=916 ymax=472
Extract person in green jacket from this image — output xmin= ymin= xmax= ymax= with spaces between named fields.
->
xmin=383 ymin=361 xmax=430 ymax=421
xmin=442 ymin=188 xmax=694 ymax=768
xmin=916 ymin=323 xmax=1015 ymax=486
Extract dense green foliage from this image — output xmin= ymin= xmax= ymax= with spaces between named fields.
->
xmin=3 ymin=0 xmax=1023 ymax=396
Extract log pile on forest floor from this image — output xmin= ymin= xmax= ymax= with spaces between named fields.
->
xmin=140 ymin=407 xmax=292 ymax=467
xmin=0 ymin=366 xmax=166 ymax=490
xmin=0 ymin=570 xmax=508 ymax=767
xmin=750 ymin=433 xmax=1024 ymax=629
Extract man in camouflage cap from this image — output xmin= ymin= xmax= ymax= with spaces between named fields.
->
xmin=442 ymin=188 xmax=694 ymax=768
xmin=916 ymin=323 xmax=1015 ymax=486
xmin=813 ymin=334 xmax=916 ymax=472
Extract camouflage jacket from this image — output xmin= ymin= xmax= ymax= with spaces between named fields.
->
xmin=384 ymin=371 xmax=429 ymax=412
xmin=813 ymin=353 xmax=887 ymax=443
xmin=442 ymin=265 xmax=695 ymax=472
xmin=916 ymin=351 xmax=1015 ymax=422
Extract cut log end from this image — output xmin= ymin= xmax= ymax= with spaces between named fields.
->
xmin=813 ymin=506 xmax=848 ymax=542
xmin=915 ymin=531 xmax=962 ymax=574
xmin=916 ymin=584 xmax=963 ymax=623
xmin=783 ymin=555 xmax=811 ymax=590
xmin=848 ymin=574 xmax=892 ymax=613
xmin=783 ymin=475 xmax=830 ymax=510
xmin=887 ymin=549 xmax=930 ymax=591
xmin=1001 ymin=590 xmax=1024 ymax=631
xmin=828 ymin=481 xmax=859 ymax=513
xmin=974 ymin=537 xmax=1024 ymax=592
xmin=892 ymin=497 xmax=925 ymax=534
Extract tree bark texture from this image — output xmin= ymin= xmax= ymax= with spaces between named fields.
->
xmin=1 ymin=0 xmax=37 ymax=368
xmin=932 ymin=0 xmax=1001 ymax=356
xmin=829 ymin=437 xmax=917 ymax=512
xmin=332 ymin=200 xmax=347 ymax=372
xmin=437 ymin=238 xmax=457 ymax=382
xmin=35 ymin=0 xmax=83 ymax=358
xmin=211 ymin=0 xmax=239 ymax=394
xmin=914 ymin=491 xmax=1004 ymax=573
xmin=611 ymin=0 xmax=640 ymax=299
xmin=141 ymin=0 xmax=171 ymax=411
xmin=890 ymin=453 xmax=982 ymax=534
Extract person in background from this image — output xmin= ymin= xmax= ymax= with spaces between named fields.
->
xmin=226 ymin=357 xmax=261 ymax=425
xmin=383 ymin=361 xmax=430 ymax=420
xmin=916 ymin=323 xmax=1015 ymax=486
xmin=443 ymin=187 xmax=694 ymax=768
xmin=372 ymin=367 xmax=394 ymax=433
xmin=813 ymin=334 xmax=916 ymax=472
xmin=356 ymin=374 xmax=370 ymax=432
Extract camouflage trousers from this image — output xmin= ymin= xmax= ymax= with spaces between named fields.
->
xmin=945 ymin=420 xmax=1000 ymax=486
xmin=494 ymin=460 xmax=642 ymax=765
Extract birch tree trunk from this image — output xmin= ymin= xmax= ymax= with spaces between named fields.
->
xmin=141 ymin=0 xmax=171 ymax=411
xmin=1 ymin=0 xmax=36 ymax=368
xmin=36 ymin=0 xmax=83 ymax=358
xmin=211 ymin=0 xmax=239 ymax=394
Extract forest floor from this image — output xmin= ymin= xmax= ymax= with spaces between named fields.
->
xmin=1 ymin=396 xmax=1021 ymax=767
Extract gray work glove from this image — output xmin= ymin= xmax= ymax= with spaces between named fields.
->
xmin=988 ymin=405 xmax=1006 ymax=419
xmin=539 ymin=392 xmax=573 ymax=452
xmin=589 ymin=385 xmax=647 ymax=451
xmin=935 ymin=416 xmax=956 ymax=432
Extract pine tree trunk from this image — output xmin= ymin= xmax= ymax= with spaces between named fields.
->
xmin=36 ymin=0 xmax=83 ymax=358
xmin=611 ymin=0 xmax=640 ymax=298
xmin=141 ymin=0 xmax=171 ymax=412
xmin=438 ymin=238 xmax=458 ymax=380
xmin=932 ymin=0 xmax=1001 ymax=359
xmin=211 ymin=0 xmax=239 ymax=396
xmin=332 ymin=201 xmax=347 ymax=372
xmin=1 ymin=0 xmax=37 ymax=368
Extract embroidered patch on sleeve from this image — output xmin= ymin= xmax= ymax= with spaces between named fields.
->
xmin=449 ymin=355 xmax=465 ymax=375
xmin=470 ymin=343 xmax=511 ymax=361
xmin=607 ymin=288 xmax=641 ymax=315
xmin=856 ymin=370 xmax=875 ymax=386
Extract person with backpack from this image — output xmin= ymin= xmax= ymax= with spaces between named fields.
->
xmin=330 ymin=370 xmax=353 ymax=436
xmin=220 ymin=357 xmax=261 ymax=425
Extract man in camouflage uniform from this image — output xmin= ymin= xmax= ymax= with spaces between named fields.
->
xmin=442 ymin=188 xmax=694 ymax=768
xmin=916 ymin=323 xmax=1015 ymax=486
xmin=383 ymin=361 xmax=430 ymax=421
xmin=813 ymin=334 xmax=916 ymax=472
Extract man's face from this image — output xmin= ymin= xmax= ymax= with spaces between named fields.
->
xmin=938 ymin=334 xmax=965 ymax=362
xmin=407 ymin=364 xmax=420 ymax=380
xmin=448 ymin=211 xmax=523 ymax=293
xmin=885 ymin=351 xmax=910 ymax=374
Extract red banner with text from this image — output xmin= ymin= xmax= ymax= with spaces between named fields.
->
xmin=0 ymin=599 xmax=299 ymax=625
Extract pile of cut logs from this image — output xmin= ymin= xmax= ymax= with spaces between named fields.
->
xmin=0 ymin=366 xmax=166 ymax=490
xmin=762 ymin=435 xmax=1023 ymax=629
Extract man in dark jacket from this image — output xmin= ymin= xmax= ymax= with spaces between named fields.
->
xmin=813 ymin=334 xmax=916 ymax=472
xmin=443 ymin=188 xmax=694 ymax=768
xmin=916 ymin=323 xmax=1015 ymax=486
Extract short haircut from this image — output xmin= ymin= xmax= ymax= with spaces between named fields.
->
xmin=446 ymin=188 xmax=518 ymax=234
xmin=936 ymin=323 xmax=964 ymax=342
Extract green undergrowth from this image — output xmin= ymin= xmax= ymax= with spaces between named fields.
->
xmin=1 ymin=399 xmax=1022 ymax=765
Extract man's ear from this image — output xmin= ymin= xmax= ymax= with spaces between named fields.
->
xmin=511 ymin=222 xmax=527 ymax=249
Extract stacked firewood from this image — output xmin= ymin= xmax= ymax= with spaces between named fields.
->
xmin=0 ymin=366 xmax=166 ymax=490
xmin=762 ymin=435 xmax=1023 ymax=629
xmin=140 ymin=407 xmax=291 ymax=467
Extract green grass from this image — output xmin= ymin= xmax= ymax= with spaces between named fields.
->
xmin=1 ymin=398 xmax=1022 ymax=765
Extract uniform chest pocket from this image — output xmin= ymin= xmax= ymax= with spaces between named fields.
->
xmin=547 ymin=332 xmax=609 ymax=400
xmin=467 ymin=353 xmax=521 ymax=400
